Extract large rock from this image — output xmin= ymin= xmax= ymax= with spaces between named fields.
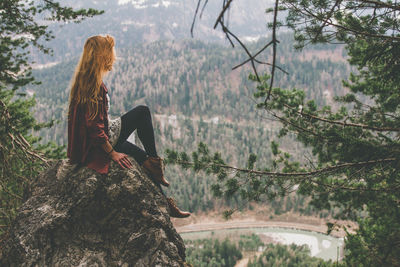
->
xmin=0 ymin=159 xmax=187 ymax=266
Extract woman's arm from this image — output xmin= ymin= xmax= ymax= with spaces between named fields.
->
xmin=86 ymin=102 xmax=132 ymax=169
xmin=101 ymin=141 xmax=132 ymax=169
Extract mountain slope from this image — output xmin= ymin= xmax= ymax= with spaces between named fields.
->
xmin=33 ymin=0 xmax=270 ymax=64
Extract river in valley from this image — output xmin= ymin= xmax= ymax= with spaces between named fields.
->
xmin=181 ymin=226 xmax=344 ymax=261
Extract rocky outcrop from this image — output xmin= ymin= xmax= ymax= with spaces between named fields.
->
xmin=0 ymin=159 xmax=187 ymax=266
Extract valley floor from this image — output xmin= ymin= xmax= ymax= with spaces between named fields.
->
xmin=172 ymin=207 xmax=357 ymax=238
xmin=173 ymin=208 xmax=355 ymax=265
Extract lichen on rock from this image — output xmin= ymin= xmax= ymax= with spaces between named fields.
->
xmin=0 ymin=159 xmax=188 ymax=267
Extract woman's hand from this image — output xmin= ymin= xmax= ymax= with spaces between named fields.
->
xmin=110 ymin=151 xmax=133 ymax=169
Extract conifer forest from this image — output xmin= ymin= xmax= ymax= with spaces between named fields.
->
xmin=1 ymin=0 xmax=400 ymax=266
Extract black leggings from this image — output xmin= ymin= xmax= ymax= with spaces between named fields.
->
xmin=114 ymin=105 xmax=158 ymax=165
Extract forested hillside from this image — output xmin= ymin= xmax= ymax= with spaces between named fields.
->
xmin=31 ymin=34 xmax=349 ymax=144
xmin=28 ymin=34 xmax=350 ymax=212
xmin=30 ymin=0 xmax=269 ymax=64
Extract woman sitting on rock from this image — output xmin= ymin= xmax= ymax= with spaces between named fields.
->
xmin=67 ymin=35 xmax=190 ymax=218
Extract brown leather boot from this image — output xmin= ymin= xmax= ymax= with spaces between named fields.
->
xmin=142 ymin=156 xmax=170 ymax=187
xmin=167 ymin=197 xmax=191 ymax=218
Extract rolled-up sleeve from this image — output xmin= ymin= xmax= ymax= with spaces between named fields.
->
xmin=86 ymin=103 xmax=109 ymax=146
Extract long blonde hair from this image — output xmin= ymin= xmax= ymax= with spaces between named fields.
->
xmin=68 ymin=35 xmax=115 ymax=120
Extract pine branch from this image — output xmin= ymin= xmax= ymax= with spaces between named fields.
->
xmin=286 ymin=1 xmax=400 ymax=41
xmin=172 ymin=158 xmax=396 ymax=177
xmin=1 ymin=99 xmax=48 ymax=165
xmin=358 ymin=0 xmax=400 ymax=11
xmin=277 ymin=99 xmax=400 ymax=132
xmin=300 ymin=110 xmax=400 ymax=132
xmin=312 ymin=0 xmax=342 ymax=43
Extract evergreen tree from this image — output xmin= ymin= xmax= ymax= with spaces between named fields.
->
xmin=0 ymin=0 xmax=102 ymax=237
xmin=185 ymin=238 xmax=242 ymax=267
xmin=247 ymin=244 xmax=333 ymax=267
xmin=168 ymin=0 xmax=400 ymax=265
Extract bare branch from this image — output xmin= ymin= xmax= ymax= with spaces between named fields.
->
xmin=253 ymin=60 xmax=289 ymax=75
xmin=191 ymin=0 xmax=202 ymax=37
xmin=221 ymin=25 xmax=261 ymax=81
xmin=200 ymin=0 xmax=209 ymax=18
xmin=213 ymin=0 xmax=234 ymax=29
xmin=265 ymin=0 xmax=280 ymax=102
xmin=194 ymin=0 xmax=288 ymax=87
xmin=232 ymin=41 xmax=273 ymax=69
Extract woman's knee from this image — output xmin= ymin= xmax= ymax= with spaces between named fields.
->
xmin=136 ymin=105 xmax=151 ymax=117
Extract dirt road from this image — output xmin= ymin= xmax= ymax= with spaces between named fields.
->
xmin=176 ymin=219 xmax=345 ymax=237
